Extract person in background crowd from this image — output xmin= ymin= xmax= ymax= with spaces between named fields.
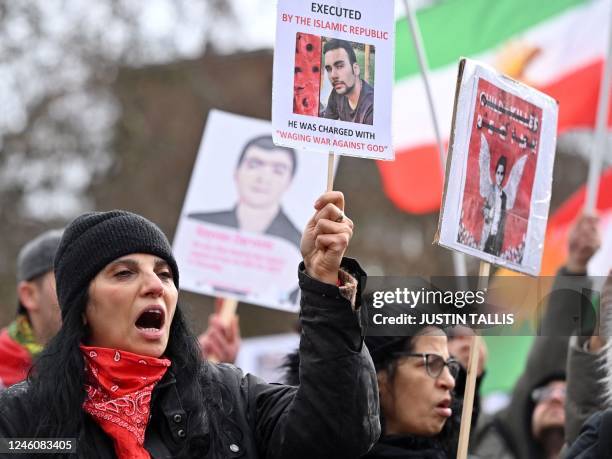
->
xmin=446 ymin=329 xmax=488 ymax=381
xmin=198 ymin=299 xmax=241 ymax=364
xmin=0 ymin=192 xmax=380 ymax=458
xmin=563 ymin=268 xmax=612 ymax=457
xmin=0 ymin=229 xmax=63 ymax=390
xmin=473 ymin=214 xmax=601 ymax=459
xmin=282 ymin=291 xmax=461 ymax=458
xmin=362 ymin=328 xmax=459 ymax=459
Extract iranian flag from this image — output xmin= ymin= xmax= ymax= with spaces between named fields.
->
xmin=381 ymin=0 xmax=612 ymax=214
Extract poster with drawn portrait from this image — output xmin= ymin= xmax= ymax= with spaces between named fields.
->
xmin=173 ymin=110 xmax=330 ymax=312
xmin=272 ymin=0 xmax=395 ymax=159
xmin=436 ymin=59 xmax=558 ymax=276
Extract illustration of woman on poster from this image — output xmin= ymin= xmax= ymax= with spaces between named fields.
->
xmin=479 ymin=134 xmax=527 ymax=256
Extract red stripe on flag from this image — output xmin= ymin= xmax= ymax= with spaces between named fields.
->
xmin=549 ymin=167 xmax=612 ymax=227
xmin=376 ymin=144 xmax=443 ymax=214
xmin=541 ymin=167 xmax=612 ymax=274
xmin=542 ymin=60 xmax=612 ymax=132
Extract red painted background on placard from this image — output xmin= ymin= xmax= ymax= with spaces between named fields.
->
xmin=460 ymin=78 xmax=542 ymax=256
xmin=293 ymin=33 xmax=321 ymax=116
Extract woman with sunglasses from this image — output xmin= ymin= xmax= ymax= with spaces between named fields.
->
xmin=0 ymin=192 xmax=380 ymax=458
xmin=363 ymin=326 xmax=460 ymax=459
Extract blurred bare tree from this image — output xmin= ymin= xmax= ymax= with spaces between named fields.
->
xmin=0 ymin=0 xmax=234 ymax=322
xmin=0 ymin=0 xmax=234 ymax=220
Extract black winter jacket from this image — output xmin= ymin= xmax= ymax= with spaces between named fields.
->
xmin=565 ymin=409 xmax=612 ymax=458
xmin=0 ymin=259 xmax=380 ymax=458
xmin=473 ymin=269 xmax=592 ymax=459
xmin=362 ymin=435 xmax=449 ymax=458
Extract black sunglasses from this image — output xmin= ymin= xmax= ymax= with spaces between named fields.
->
xmin=393 ymin=352 xmax=461 ymax=379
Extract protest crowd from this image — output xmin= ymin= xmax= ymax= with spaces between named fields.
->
xmin=0 ymin=1 xmax=611 ymax=459
xmin=1 ymin=192 xmax=610 ymax=459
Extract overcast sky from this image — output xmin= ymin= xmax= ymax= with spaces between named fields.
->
xmin=220 ymin=0 xmax=436 ymax=53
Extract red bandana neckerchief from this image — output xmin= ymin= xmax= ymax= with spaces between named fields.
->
xmin=80 ymin=345 xmax=171 ymax=459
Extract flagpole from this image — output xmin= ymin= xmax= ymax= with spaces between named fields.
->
xmin=585 ymin=1 xmax=612 ymax=212
xmin=402 ymin=0 xmax=468 ymax=281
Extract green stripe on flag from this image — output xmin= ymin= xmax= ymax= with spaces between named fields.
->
xmin=395 ymin=0 xmax=588 ymax=80
xmin=481 ymin=335 xmax=534 ymax=396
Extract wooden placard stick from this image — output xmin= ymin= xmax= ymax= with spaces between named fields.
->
xmin=207 ymin=297 xmax=239 ymax=364
xmin=327 ymin=152 xmax=335 ymax=192
xmin=456 ymin=261 xmax=490 ymax=459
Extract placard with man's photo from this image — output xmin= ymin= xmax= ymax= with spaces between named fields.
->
xmin=173 ymin=110 xmax=330 ymax=312
xmin=436 ymin=59 xmax=559 ymax=276
xmin=272 ymin=0 xmax=395 ymax=159
xmin=293 ymin=33 xmax=375 ymax=126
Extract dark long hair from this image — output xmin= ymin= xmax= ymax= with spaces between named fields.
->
xmin=27 ymin=290 xmax=224 ymax=457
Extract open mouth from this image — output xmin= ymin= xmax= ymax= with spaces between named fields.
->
xmin=434 ymin=399 xmax=453 ymax=418
xmin=135 ymin=307 xmax=165 ymax=331
xmin=437 ymin=399 xmax=451 ymax=409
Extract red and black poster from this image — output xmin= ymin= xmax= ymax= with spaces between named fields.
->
xmin=458 ymin=78 xmax=541 ymax=263
xmin=437 ymin=59 xmax=558 ymax=275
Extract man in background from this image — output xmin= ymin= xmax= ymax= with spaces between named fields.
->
xmin=473 ymin=214 xmax=600 ymax=459
xmin=0 ymin=229 xmax=63 ymax=389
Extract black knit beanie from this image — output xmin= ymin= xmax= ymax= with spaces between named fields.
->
xmin=364 ymin=335 xmax=411 ymax=371
xmin=363 ymin=277 xmax=437 ymax=371
xmin=54 ymin=210 xmax=179 ymax=318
